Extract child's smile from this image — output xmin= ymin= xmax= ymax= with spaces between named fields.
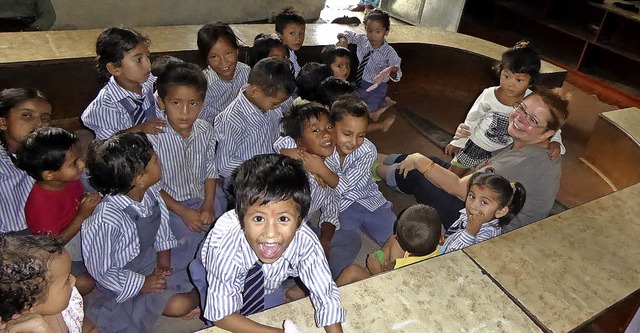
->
xmin=297 ymin=113 xmax=335 ymax=158
xmin=207 ymin=37 xmax=239 ymax=81
xmin=334 ymin=115 xmax=368 ymax=158
xmin=243 ymin=198 xmax=300 ymax=264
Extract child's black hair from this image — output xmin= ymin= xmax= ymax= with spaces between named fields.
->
xmin=86 ymin=132 xmax=153 ymax=195
xmin=0 ymin=88 xmax=51 ymax=150
xmin=156 ymin=62 xmax=208 ymax=100
xmin=15 ymin=127 xmax=79 ymax=181
xmin=320 ymin=45 xmax=351 ymax=67
xmin=151 ymin=55 xmax=185 ymax=77
xmin=364 ymin=8 xmax=391 ymax=30
xmin=495 ymin=40 xmax=541 ymax=85
xmin=467 ymin=171 xmax=527 ymax=226
xmin=95 ymin=27 xmax=150 ymax=79
xmin=197 ymin=23 xmax=240 ymax=64
xmin=274 ymin=7 xmax=305 ymax=34
xmin=232 ymin=154 xmax=310 ymax=228
xmin=296 ymin=62 xmax=333 ymax=102
xmin=395 ymin=204 xmax=442 ymax=256
xmin=249 ymin=57 xmax=297 ymax=97
xmin=0 ymin=233 xmax=64 ymax=321
xmin=281 ymin=102 xmax=330 ymax=140
xmin=329 ymin=95 xmax=369 ymax=124
xmin=252 ymin=33 xmax=288 ymax=67
xmin=317 ymin=77 xmax=354 ymax=107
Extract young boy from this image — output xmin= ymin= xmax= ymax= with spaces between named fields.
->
xmin=195 ymin=154 xmax=345 ymax=332
xmin=147 ymin=62 xmax=217 ymax=270
xmin=275 ymin=7 xmax=306 ymax=77
xmin=278 ymin=102 xmax=361 ymax=278
xmin=213 ymin=57 xmax=296 ymax=209
xmin=81 ymin=27 xmax=166 ymax=140
xmin=294 ymin=62 xmax=333 ymax=106
xmin=320 ymin=45 xmax=352 ymax=81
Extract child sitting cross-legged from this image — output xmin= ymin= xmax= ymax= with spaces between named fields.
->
xmin=190 ymin=154 xmax=345 ymax=332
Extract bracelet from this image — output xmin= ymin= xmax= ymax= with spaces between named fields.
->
xmin=421 ymin=161 xmax=435 ymax=175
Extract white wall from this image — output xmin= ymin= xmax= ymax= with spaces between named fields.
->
xmin=382 ymin=0 xmax=466 ymax=31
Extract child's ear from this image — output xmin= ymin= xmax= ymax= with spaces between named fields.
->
xmin=156 ymin=95 xmax=166 ymax=111
xmin=495 ymin=206 xmax=509 ymax=219
xmin=106 ymin=62 xmax=122 ymax=77
xmin=41 ymin=170 xmax=55 ymax=181
xmin=132 ymin=173 xmax=146 ymax=189
xmin=0 ymin=117 xmax=7 ymax=131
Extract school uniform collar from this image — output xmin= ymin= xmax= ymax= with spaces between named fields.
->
xmin=107 ymin=189 xmax=157 ymax=217
xmin=106 ymin=75 xmax=153 ymax=102
xmin=204 ymin=65 xmax=241 ymax=83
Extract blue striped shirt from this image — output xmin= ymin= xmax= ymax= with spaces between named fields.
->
xmin=289 ymin=49 xmax=301 ymax=77
xmin=199 ymin=62 xmax=251 ymax=124
xmin=200 ymin=210 xmax=346 ymax=326
xmin=147 ymin=116 xmax=217 ymax=201
xmin=342 ymin=30 xmax=402 ymax=84
xmin=213 ymin=86 xmax=283 ymax=178
xmin=0 ymin=148 xmax=33 ymax=232
xmin=81 ymin=75 xmax=158 ymax=140
xmin=81 ymin=186 xmax=177 ymax=303
xmin=443 ymin=209 xmax=502 ymax=253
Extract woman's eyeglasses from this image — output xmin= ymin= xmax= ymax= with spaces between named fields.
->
xmin=513 ymin=102 xmax=547 ymax=129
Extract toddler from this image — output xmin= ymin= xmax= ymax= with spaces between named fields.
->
xmin=321 ymin=44 xmax=352 ymax=81
xmin=275 ymin=7 xmax=306 ymax=76
xmin=81 ymin=27 xmax=165 ymax=140
xmin=443 ymin=171 xmax=526 ymax=252
xmin=197 ymin=23 xmax=251 ymax=124
xmin=0 ymin=88 xmax=52 ymax=233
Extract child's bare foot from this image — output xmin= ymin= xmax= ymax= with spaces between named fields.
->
xmin=285 ymin=286 xmax=307 ymax=302
xmin=370 ymin=97 xmax=397 ymax=121
xmin=385 ymin=96 xmax=397 ymax=106
xmin=380 ymin=115 xmax=397 ymax=133
xmin=182 ymin=307 xmax=201 ymax=320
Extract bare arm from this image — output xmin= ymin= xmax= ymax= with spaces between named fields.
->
xmin=214 ymin=314 xmax=282 ymax=333
xmin=398 ymin=153 xmax=471 ymax=200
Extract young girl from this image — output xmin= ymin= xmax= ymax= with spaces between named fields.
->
xmin=445 ymin=41 xmax=564 ymax=177
xmin=321 ymin=44 xmax=352 ymax=81
xmin=82 ymin=132 xmax=199 ymax=333
xmin=197 ymin=23 xmax=251 ymax=124
xmin=252 ymin=33 xmax=289 ymax=66
xmin=443 ymin=171 xmax=526 ymax=252
xmin=337 ymin=9 xmax=401 ymax=112
xmin=81 ymin=27 xmax=166 ymax=140
xmin=275 ymin=7 xmax=306 ymax=76
xmin=0 ymin=88 xmax=52 ymax=233
xmin=0 ymin=233 xmax=88 ymax=333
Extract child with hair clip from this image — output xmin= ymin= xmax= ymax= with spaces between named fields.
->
xmin=16 ymin=127 xmax=101 ymax=296
xmin=82 ymin=132 xmax=199 ymax=333
xmin=275 ymin=7 xmax=306 ymax=77
xmin=445 ymin=41 xmax=565 ymax=177
xmin=148 ymin=62 xmax=218 ymax=270
xmin=0 ymin=88 xmax=52 ymax=233
xmin=337 ymin=9 xmax=401 ymax=113
xmin=197 ymin=23 xmax=251 ymax=124
xmin=81 ymin=27 xmax=166 ymax=140
xmin=443 ymin=171 xmax=526 ymax=252
xmin=251 ymin=33 xmax=289 ymax=66
xmin=0 ymin=233 xmax=91 ymax=333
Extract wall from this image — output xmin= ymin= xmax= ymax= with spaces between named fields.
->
xmin=382 ymin=0 xmax=466 ymax=31
xmin=50 ymin=0 xmax=324 ymax=30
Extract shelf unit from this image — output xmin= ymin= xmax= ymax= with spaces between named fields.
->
xmin=459 ymin=0 xmax=640 ymax=103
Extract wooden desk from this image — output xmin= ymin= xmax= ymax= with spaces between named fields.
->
xmin=201 ymin=251 xmax=541 ymax=333
xmin=464 ymin=182 xmax=640 ymax=332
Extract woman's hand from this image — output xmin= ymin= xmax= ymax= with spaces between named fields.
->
xmin=397 ymin=153 xmax=428 ymax=178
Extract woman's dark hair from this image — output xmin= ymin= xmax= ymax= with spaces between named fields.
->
xmin=329 ymin=95 xmax=369 ymax=125
xmin=95 ymin=27 xmax=150 ymax=79
xmin=495 ymin=40 xmax=541 ymax=85
xmin=232 ymin=154 xmax=310 ymax=227
xmin=252 ymin=33 xmax=287 ymax=66
xmin=317 ymin=77 xmax=354 ymax=107
xmin=281 ymin=102 xmax=330 ymax=140
xmin=197 ymin=23 xmax=240 ymax=64
xmin=320 ymin=45 xmax=351 ymax=66
xmin=156 ymin=62 xmax=208 ymax=100
xmin=274 ymin=7 xmax=305 ymax=34
xmin=0 ymin=88 xmax=51 ymax=150
xmin=364 ymin=8 xmax=391 ymax=30
xmin=86 ymin=132 xmax=153 ymax=195
xmin=395 ymin=204 xmax=442 ymax=256
xmin=16 ymin=127 xmax=79 ymax=181
xmin=0 ymin=233 xmax=64 ymax=321
xmin=296 ymin=62 xmax=333 ymax=102
xmin=467 ymin=171 xmax=526 ymax=226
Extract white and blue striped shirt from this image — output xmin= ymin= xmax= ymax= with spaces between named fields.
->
xmin=81 ymin=186 xmax=177 ymax=303
xmin=148 ymin=117 xmax=217 ymax=201
xmin=289 ymin=49 xmax=301 ymax=77
xmin=0 ymin=148 xmax=33 ymax=232
xmin=342 ymin=30 xmax=402 ymax=84
xmin=443 ymin=209 xmax=502 ymax=253
xmin=199 ymin=63 xmax=251 ymax=124
xmin=201 ymin=210 xmax=346 ymax=326
xmin=213 ymin=86 xmax=283 ymax=178
xmin=81 ymin=75 xmax=157 ymax=140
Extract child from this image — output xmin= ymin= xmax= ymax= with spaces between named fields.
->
xmin=335 ymin=204 xmax=442 ymax=286
xmin=251 ymin=33 xmax=289 ymax=67
xmin=294 ymin=62 xmax=333 ymax=105
xmin=81 ymin=27 xmax=166 ymax=140
xmin=147 ymin=62 xmax=217 ymax=270
xmin=443 ymin=172 xmax=526 ymax=252
xmin=321 ymin=45 xmax=352 ymax=81
xmin=275 ymin=7 xmax=306 ymax=76
xmin=15 ymin=127 xmax=101 ymax=295
xmin=213 ymin=57 xmax=296 ymax=208
xmin=197 ymin=23 xmax=251 ymax=124
xmin=278 ymin=102 xmax=362 ymax=278
xmin=194 ymin=154 xmax=345 ymax=332
xmin=445 ymin=41 xmax=565 ymax=177
xmin=0 ymin=233 xmax=87 ymax=333
xmin=350 ymin=0 xmax=380 ymax=12
xmin=337 ymin=9 xmax=401 ymax=112
xmin=82 ymin=132 xmax=199 ymax=333
xmin=150 ymin=55 xmax=184 ymax=77
xmin=0 ymin=88 xmax=52 ymax=233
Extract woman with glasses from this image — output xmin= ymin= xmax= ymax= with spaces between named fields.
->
xmin=375 ymin=87 xmax=569 ymax=232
